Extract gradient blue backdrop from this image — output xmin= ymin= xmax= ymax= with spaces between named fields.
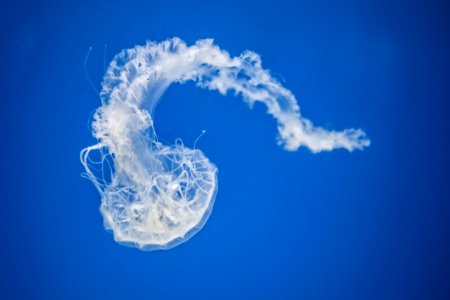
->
xmin=1 ymin=0 xmax=450 ymax=299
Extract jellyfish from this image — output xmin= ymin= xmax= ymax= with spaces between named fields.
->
xmin=80 ymin=38 xmax=370 ymax=251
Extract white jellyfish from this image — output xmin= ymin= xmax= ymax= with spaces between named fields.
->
xmin=80 ymin=38 xmax=370 ymax=250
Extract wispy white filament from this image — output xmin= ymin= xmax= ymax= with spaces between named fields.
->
xmin=81 ymin=38 xmax=370 ymax=250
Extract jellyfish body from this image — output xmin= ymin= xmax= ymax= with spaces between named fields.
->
xmin=81 ymin=38 xmax=370 ymax=250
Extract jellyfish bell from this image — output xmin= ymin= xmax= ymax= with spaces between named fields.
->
xmin=81 ymin=37 xmax=369 ymax=251
xmin=97 ymin=143 xmax=218 ymax=250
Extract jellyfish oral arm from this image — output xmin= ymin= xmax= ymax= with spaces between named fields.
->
xmin=81 ymin=38 xmax=369 ymax=250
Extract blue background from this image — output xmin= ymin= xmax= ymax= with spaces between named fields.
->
xmin=2 ymin=0 xmax=450 ymax=299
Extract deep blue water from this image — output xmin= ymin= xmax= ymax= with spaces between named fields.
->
xmin=2 ymin=0 xmax=450 ymax=299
